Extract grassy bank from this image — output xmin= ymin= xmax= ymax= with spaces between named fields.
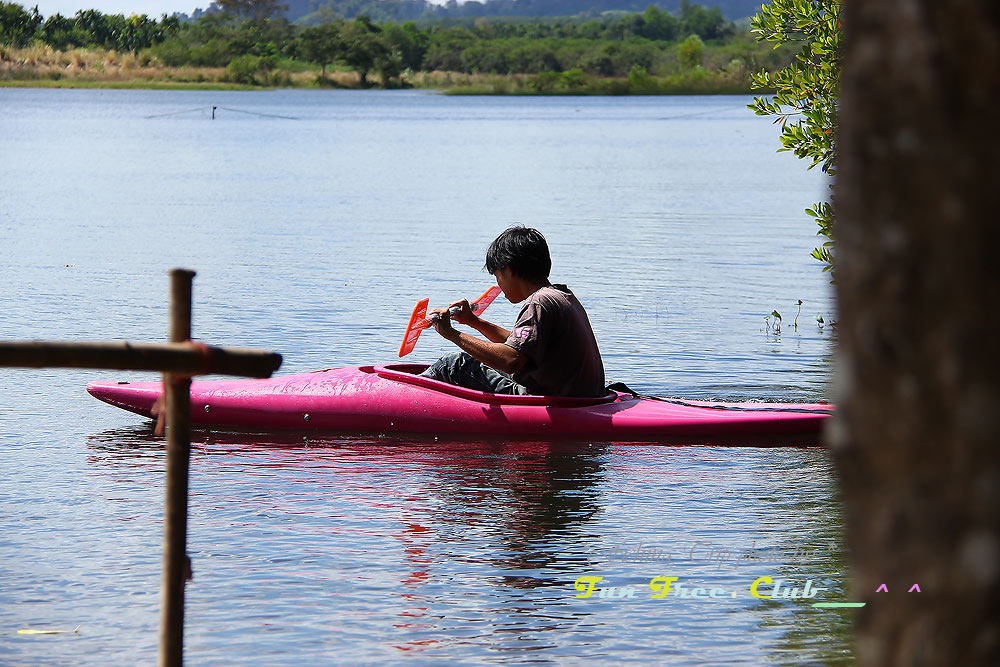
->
xmin=1 ymin=45 xmax=762 ymax=94
xmin=420 ymin=67 xmax=756 ymax=95
xmin=0 ymin=44 xmax=308 ymax=89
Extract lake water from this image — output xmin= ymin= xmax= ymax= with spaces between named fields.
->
xmin=0 ymin=89 xmax=850 ymax=664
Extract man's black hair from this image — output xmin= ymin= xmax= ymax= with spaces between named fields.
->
xmin=484 ymin=226 xmax=551 ymax=283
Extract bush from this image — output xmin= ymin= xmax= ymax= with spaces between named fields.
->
xmin=627 ymin=65 xmax=658 ymax=93
xmin=678 ymin=34 xmax=705 ymax=69
xmin=148 ymin=39 xmax=190 ymax=66
xmin=188 ymin=38 xmax=232 ymax=67
xmin=224 ymin=54 xmax=262 ymax=84
xmin=263 ymin=69 xmax=290 ymax=87
xmin=527 ymin=70 xmax=559 ymax=92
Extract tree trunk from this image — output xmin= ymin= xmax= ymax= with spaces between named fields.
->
xmin=835 ymin=1 xmax=1000 ymax=664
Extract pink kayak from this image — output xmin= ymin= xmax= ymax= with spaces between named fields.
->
xmin=86 ymin=363 xmax=833 ymax=444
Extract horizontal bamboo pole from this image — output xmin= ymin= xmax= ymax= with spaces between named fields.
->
xmin=0 ymin=340 xmax=282 ymax=378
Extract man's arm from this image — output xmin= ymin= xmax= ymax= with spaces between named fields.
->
xmin=467 ymin=316 xmax=511 ymax=344
xmin=430 ymin=310 xmax=526 ymax=375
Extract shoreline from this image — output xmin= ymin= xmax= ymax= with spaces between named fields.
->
xmin=0 ymin=78 xmax=260 ymax=91
xmin=1 ymin=47 xmax=764 ymax=96
xmin=0 ymin=76 xmax=763 ymax=95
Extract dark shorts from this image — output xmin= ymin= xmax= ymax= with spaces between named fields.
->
xmin=419 ymin=352 xmax=530 ymax=395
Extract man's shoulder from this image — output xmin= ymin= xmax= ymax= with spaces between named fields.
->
xmin=531 ymin=284 xmax=576 ymax=307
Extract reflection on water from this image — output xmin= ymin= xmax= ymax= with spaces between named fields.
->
xmin=65 ymin=427 xmax=856 ymax=664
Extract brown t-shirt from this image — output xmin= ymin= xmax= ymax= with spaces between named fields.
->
xmin=503 ymin=284 xmax=605 ymax=397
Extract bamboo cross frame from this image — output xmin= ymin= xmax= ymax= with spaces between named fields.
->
xmin=0 ymin=269 xmax=282 ymax=667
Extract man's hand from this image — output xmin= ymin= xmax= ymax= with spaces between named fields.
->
xmin=445 ymin=298 xmax=477 ymax=325
xmin=427 ymin=307 xmax=458 ymax=341
xmin=428 ymin=298 xmax=477 ymax=337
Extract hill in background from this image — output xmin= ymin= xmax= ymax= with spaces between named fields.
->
xmin=196 ymin=0 xmax=766 ymax=25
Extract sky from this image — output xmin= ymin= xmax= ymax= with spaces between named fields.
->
xmin=29 ymin=0 xmax=205 ymax=18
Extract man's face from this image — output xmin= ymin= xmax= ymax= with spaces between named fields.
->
xmin=493 ymin=266 xmax=518 ymax=303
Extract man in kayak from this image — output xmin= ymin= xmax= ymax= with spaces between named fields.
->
xmin=421 ymin=226 xmax=605 ymax=397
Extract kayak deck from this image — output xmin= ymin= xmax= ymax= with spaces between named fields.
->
xmin=87 ymin=364 xmax=832 ymax=444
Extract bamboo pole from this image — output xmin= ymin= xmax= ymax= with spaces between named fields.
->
xmin=0 ymin=341 xmax=282 ymax=377
xmin=160 ymin=269 xmax=194 ymax=667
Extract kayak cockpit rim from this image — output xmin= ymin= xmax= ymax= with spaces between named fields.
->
xmin=369 ymin=363 xmax=621 ymax=407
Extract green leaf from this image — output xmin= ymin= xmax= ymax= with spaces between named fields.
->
xmin=747 ymin=0 xmax=840 ymax=277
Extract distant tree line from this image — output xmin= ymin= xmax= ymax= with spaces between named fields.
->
xmin=253 ymin=0 xmax=763 ymax=25
xmin=0 ymin=2 xmax=179 ymax=53
xmin=2 ymin=1 xmax=791 ymax=88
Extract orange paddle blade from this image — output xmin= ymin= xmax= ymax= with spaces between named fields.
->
xmin=470 ymin=286 xmax=502 ymax=315
xmin=398 ymin=297 xmax=429 ymax=357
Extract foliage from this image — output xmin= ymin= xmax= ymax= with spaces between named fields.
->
xmin=748 ymin=0 xmax=839 ymax=274
xmin=381 ymin=21 xmax=429 ymax=72
xmin=0 ymin=1 xmax=40 ymax=47
xmin=338 ymin=16 xmax=397 ymax=86
xmin=148 ymin=13 xmax=295 ymax=66
xmin=225 ymin=52 xmax=263 ymax=82
xmin=764 ymin=309 xmax=782 ymax=335
xmin=678 ymin=0 xmax=726 ymax=39
xmin=297 ymin=21 xmax=341 ymax=74
xmin=4 ymin=1 xmax=802 ymax=92
xmin=2 ymin=3 xmax=177 ymax=53
xmin=676 ymin=33 xmax=703 ymax=68
xmin=223 ymin=52 xmax=276 ymax=83
xmin=640 ymin=5 xmax=678 ymax=40
xmin=35 ymin=14 xmax=79 ymax=49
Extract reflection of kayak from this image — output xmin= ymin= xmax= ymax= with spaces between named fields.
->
xmin=87 ymin=364 xmax=833 ymax=444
